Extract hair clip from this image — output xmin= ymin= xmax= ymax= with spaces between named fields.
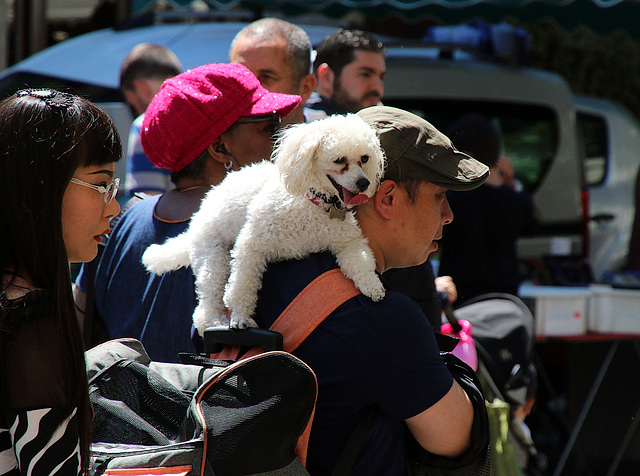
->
xmin=16 ymin=89 xmax=75 ymax=110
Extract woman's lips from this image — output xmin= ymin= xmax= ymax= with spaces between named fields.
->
xmin=94 ymin=230 xmax=110 ymax=242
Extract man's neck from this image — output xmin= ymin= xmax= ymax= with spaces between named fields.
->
xmin=282 ymin=105 xmax=305 ymax=126
xmin=307 ymin=93 xmax=346 ymax=116
xmin=355 ymin=208 xmax=386 ymax=273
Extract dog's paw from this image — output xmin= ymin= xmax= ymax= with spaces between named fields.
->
xmin=360 ymin=278 xmax=386 ymax=302
xmin=229 ymin=312 xmax=259 ymax=330
xmin=193 ymin=307 xmax=229 ymax=336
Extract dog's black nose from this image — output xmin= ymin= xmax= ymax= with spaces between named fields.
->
xmin=356 ymin=178 xmax=370 ymax=192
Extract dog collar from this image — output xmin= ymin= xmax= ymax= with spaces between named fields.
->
xmin=329 ymin=205 xmax=347 ymax=220
xmin=306 ymin=190 xmax=347 ymax=221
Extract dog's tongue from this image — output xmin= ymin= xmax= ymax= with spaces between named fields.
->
xmin=344 ymin=189 xmax=370 ymax=207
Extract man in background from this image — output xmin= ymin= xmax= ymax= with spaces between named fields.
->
xmin=439 ymin=113 xmax=537 ymax=303
xmin=305 ymin=28 xmax=385 ymax=121
xmin=230 ymin=18 xmax=316 ymax=125
xmin=119 ymin=43 xmax=182 ymax=196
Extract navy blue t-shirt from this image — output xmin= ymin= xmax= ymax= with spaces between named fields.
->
xmin=254 ymin=252 xmax=453 ymax=475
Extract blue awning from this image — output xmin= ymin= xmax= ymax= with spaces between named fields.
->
xmin=132 ymin=0 xmax=629 ymax=14
xmin=130 ymin=0 xmax=640 ymax=38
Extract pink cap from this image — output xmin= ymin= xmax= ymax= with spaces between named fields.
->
xmin=141 ymin=63 xmax=301 ymax=172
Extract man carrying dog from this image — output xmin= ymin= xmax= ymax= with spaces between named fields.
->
xmin=251 ymin=106 xmax=490 ymax=474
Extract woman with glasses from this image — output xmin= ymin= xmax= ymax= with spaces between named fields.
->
xmin=0 ymin=88 xmax=122 ymax=475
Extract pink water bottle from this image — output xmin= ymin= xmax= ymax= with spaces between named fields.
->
xmin=441 ymin=318 xmax=478 ymax=371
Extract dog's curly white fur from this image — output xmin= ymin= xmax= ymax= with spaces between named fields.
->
xmin=142 ymin=114 xmax=386 ymax=334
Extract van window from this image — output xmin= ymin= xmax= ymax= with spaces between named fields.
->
xmin=382 ymin=99 xmax=559 ymax=194
xmin=577 ymin=111 xmax=608 ymax=186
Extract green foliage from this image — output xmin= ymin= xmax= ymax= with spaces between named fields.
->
xmin=527 ymin=18 xmax=640 ymax=121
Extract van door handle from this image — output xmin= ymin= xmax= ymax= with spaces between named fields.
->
xmin=590 ymin=213 xmax=615 ymax=224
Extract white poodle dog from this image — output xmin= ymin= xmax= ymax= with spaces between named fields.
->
xmin=142 ymin=114 xmax=386 ymax=334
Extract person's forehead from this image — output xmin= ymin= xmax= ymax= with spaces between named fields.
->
xmin=233 ymin=37 xmax=292 ymax=71
xmin=74 ymin=163 xmax=116 ymax=176
xmin=233 ymin=35 xmax=289 ymax=59
xmin=347 ymin=50 xmax=386 ymax=71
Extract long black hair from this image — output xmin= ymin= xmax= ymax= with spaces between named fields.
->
xmin=0 ymin=89 xmax=122 ymax=470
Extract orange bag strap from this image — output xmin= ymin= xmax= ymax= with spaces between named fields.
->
xmin=278 ymin=268 xmax=362 ymax=466
xmin=259 ymin=268 xmax=361 ymax=354
xmin=215 ymin=268 xmax=361 ymax=360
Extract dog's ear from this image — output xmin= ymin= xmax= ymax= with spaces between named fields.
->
xmin=360 ymin=126 xmax=387 ymax=196
xmin=372 ymin=139 xmax=386 ymax=190
xmin=274 ymin=122 xmax=326 ymax=196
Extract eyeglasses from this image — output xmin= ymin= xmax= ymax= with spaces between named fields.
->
xmin=235 ymin=114 xmax=282 ymax=126
xmin=235 ymin=114 xmax=282 ymax=139
xmin=70 ymin=177 xmax=120 ymax=203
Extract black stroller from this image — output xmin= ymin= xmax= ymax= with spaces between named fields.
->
xmin=448 ymin=293 xmax=546 ymax=476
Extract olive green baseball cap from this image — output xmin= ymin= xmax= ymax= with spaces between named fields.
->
xmin=357 ymin=106 xmax=489 ymax=191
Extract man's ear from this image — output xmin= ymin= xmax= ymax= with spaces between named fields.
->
xmin=316 ymin=63 xmax=335 ymax=93
xmin=125 ymin=78 xmax=158 ymax=116
xmin=133 ymin=78 xmax=156 ymax=102
xmin=299 ymin=73 xmax=317 ymax=103
xmin=122 ymin=86 xmax=145 ymax=117
xmin=373 ymin=180 xmax=398 ymax=220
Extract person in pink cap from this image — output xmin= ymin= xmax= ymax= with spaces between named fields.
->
xmin=74 ymin=63 xmax=300 ymax=362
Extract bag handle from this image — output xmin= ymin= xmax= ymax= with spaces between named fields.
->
xmin=443 ymin=303 xmax=463 ymax=333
